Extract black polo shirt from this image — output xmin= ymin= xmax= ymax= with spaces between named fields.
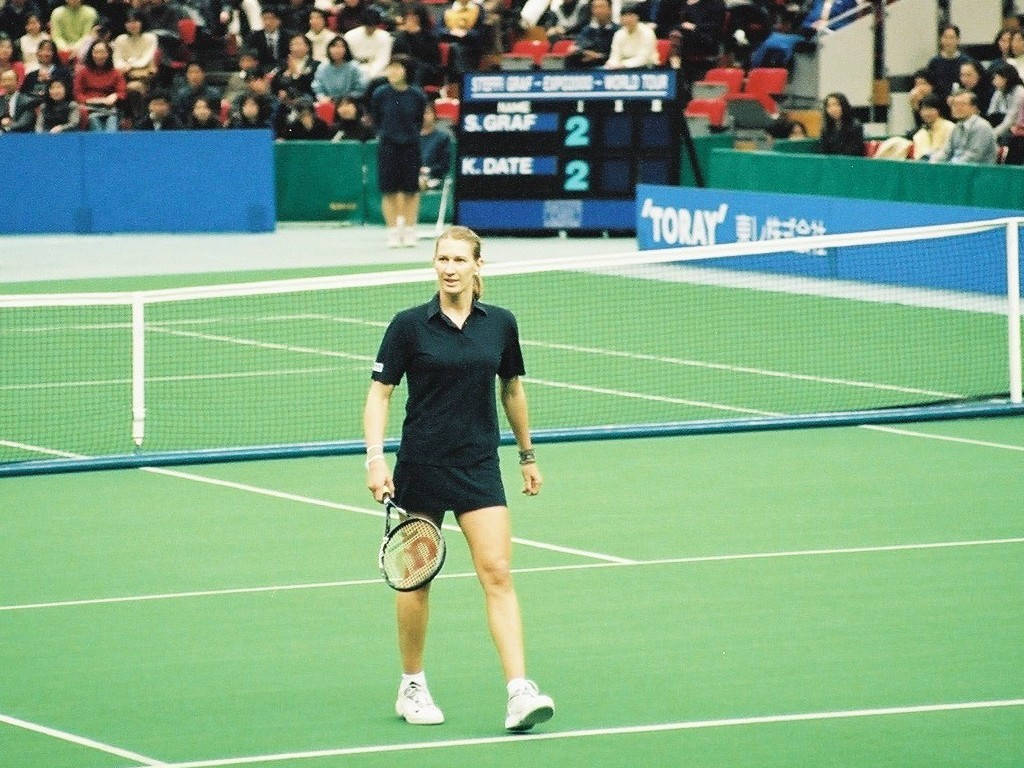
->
xmin=372 ymin=294 xmax=526 ymax=466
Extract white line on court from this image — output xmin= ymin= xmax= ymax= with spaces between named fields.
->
xmin=128 ymin=698 xmax=1024 ymax=768
xmin=3 ymin=537 xmax=1021 ymax=613
xmin=0 ymin=712 xmax=167 ymax=766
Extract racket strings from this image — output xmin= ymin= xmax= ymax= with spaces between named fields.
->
xmin=381 ymin=518 xmax=444 ymax=590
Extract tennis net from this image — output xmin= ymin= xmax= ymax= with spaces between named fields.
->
xmin=2 ymin=218 xmax=1021 ymax=475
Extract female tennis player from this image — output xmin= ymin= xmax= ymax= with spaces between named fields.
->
xmin=363 ymin=225 xmax=554 ymax=732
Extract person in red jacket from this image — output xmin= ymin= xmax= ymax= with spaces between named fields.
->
xmin=74 ymin=39 xmax=126 ymax=131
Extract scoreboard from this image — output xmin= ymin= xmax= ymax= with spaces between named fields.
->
xmin=454 ymin=69 xmax=681 ymax=234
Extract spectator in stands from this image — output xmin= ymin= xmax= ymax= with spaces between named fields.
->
xmin=312 ymin=35 xmax=364 ymax=101
xmin=221 ymin=47 xmax=260 ymax=105
xmin=800 ymin=0 xmax=858 ymax=32
xmin=925 ymin=24 xmax=970 ymax=100
xmin=140 ymin=0 xmax=182 ymax=36
xmin=369 ymin=54 xmax=426 ymax=247
xmin=21 ymin=39 xmax=71 ymax=98
xmin=75 ymin=19 xmax=112 ymax=63
xmin=1005 ymin=97 xmax=1024 ymax=164
xmin=912 ymin=92 xmax=954 ymax=161
xmin=565 ymin=0 xmax=617 ymax=69
xmin=188 ymin=95 xmax=223 ymax=127
xmin=531 ymin=0 xmax=589 ymax=44
xmin=18 ymin=14 xmax=49 ymax=71
xmin=987 ymin=62 xmax=1024 ymax=141
xmin=35 ymin=76 xmax=80 ymax=131
xmin=988 ymin=28 xmax=1014 ymax=76
xmin=345 ymin=6 xmax=393 ymax=83
xmin=279 ymin=94 xmax=332 ymax=137
xmin=74 ymin=39 xmax=125 ymax=130
xmin=605 ymin=2 xmax=657 ymax=69
xmin=0 ymin=34 xmax=22 ymax=88
xmin=0 ymin=68 xmax=34 ymax=131
xmin=230 ymin=91 xmax=273 ymax=127
xmin=1010 ymin=30 xmax=1024 ymax=75
xmin=236 ymin=68 xmax=279 ymax=123
xmin=419 ymin=99 xmax=452 ymax=190
xmin=950 ymin=59 xmax=993 ymax=117
xmin=172 ymin=62 xmax=222 ymax=122
xmin=930 ymin=90 xmax=998 ymax=165
xmin=112 ymin=11 xmax=157 ymax=122
xmin=332 ymin=0 xmax=367 ymax=35
xmin=819 ymin=91 xmax=864 ymax=156
xmin=331 ymin=94 xmax=373 ymax=139
xmin=281 ymin=0 xmax=312 ymax=34
xmin=135 ymin=88 xmax=182 ymax=128
xmin=50 ymin=0 xmax=99 ymax=60
xmin=249 ymin=7 xmax=288 ymax=68
xmin=392 ymin=3 xmax=442 ymax=89
xmin=1 ymin=0 xmax=40 ymax=41
xmin=439 ymin=0 xmax=487 ymax=81
xmin=272 ymin=33 xmax=319 ymax=99
xmin=908 ymin=68 xmax=945 ymax=125
xmin=306 ymin=8 xmax=333 ymax=62
xmin=663 ymin=0 xmax=725 ymax=74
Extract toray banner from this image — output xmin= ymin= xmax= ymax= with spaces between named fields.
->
xmin=634 ymin=184 xmax=1018 ymax=295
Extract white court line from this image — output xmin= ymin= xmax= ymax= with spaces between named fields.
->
xmin=0 ymin=367 xmax=351 ymax=392
xmin=3 ymin=537 xmax=1021 ymax=613
xmin=0 ymin=712 xmax=166 ymax=766
xmin=136 ymin=699 xmax=1024 ymax=768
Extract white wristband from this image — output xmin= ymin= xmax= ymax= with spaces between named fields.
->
xmin=365 ymin=454 xmax=387 ymax=469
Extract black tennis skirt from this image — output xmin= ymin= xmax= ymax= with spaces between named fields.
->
xmin=393 ymin=455 xmax=507 ymax=521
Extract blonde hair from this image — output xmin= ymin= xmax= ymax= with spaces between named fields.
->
xmin=435 ymin=225 xmax=483 ymax=299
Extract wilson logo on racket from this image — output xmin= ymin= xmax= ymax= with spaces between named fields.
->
xmin=378 ymin=493 xmax=446 ymax=591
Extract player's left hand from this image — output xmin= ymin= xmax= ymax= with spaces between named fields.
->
xmin=521 ymin=463 xmax=542 ymax=496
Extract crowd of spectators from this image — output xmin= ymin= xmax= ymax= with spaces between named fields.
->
xmin=2 ymin=0 xmax=1024 ymax=168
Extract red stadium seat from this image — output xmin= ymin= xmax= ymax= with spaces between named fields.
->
xmin=684 ymin=97 xmax=726 ymax=128
xmin=743 ymin=67 xmax=788 ymax=115
xmin=433 ymin=97 xmax=459 ymax=124
xmin=177 ymin=18 xmax=197 ymax=46
xmin=655 ymin=38 xmax=671 ymax=66
xmin=702 ymin=67 xmax=743 ymax=94
xmin=315 ymin=100 xmax=335 ymax=126
xmin=501 ymin=39 xmax=548 ymax=69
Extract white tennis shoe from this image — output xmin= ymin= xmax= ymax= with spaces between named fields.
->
xmin=504 ymin=680 xmax=554 ymax=732
xmin=395 ymin=681 xmax=445 ymax=725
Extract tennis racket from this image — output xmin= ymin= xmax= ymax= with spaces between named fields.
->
xmin=378 ymin=492 xmax=446 ymax=591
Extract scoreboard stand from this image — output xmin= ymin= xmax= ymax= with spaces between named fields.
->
xmin=455 ymin=69 xmax=696 ymax=236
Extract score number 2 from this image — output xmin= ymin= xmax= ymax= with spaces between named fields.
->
xmin=563 ymin=115 xmax=590 ymax=191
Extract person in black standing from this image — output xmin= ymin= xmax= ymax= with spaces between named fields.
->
xmin=370 ymin=54 xmax=426 ymax=248
xmin=364 ymin=225 xmax=555 ymax=732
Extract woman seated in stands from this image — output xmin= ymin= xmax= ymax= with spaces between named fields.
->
xmin=20 ymin=39 xmax=72 ymax=101
xmin=312 ymin=35 xmax=365 ymax=102
xmin=229 ymin=93 xmax=274 ymax=128
xmin=949 ymin=59 xmax=993 ymax=119
xmin=279 ymin=94 xmax=333 ymax=139
xmin=74 ymin=39 xmax=127 ymax=132
xmin=819 ymin=91 xmax=864 ymax=156
xmin=330 ymin=95 xmax=374 ymax=141
xmin=987 ymin=63 xmax=1024 ymax=143
xmin=36 ymin=77 xmax=80 ymax=133
xmin=391 ymin=3 xmax=442 ymax=89
xmin=272 ymin=33 xmax=319 ymax=101
xmin=188 ymin=96 xmax=223 ymax=129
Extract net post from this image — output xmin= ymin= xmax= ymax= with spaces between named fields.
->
xmin=131 ymin=295 xmax=146 ymax=448
xmin=1008 ymin=220 xmax=1022 ymax=404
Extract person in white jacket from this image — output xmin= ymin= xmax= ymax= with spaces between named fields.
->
xmin=605 ymin=3 xmax=657 ymax=69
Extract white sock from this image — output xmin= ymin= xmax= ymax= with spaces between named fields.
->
xmin=401 ymin=671 xmax=427 ymax=691
xmin=396 ymin=216 xmax=406 ymax=232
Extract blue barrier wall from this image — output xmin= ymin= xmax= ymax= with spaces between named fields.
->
xmin=1 ymin=130 xmax=276 ymax=234
xmin=635 ymin=185 xmax=1021 ymax=296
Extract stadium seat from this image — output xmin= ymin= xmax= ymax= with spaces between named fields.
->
xmin=684 ymin=97 xmax=726 ymax=128
xmin=219 ymin=99 xmax=230 ymax=125
xmin=692 ymin=67 xmax=743 ymax=99
xmin=540 ymin=38 xmax=574 ymax=69
xmin=501 ymin=39 xmax=548 ymax=70
xmin=177 ymin=18 xmax=197 ymax=47
xmin=656 ymin=38 xmax=671 ymax=66
xmin=433 ymin=97 xmax=459 ymax=124
xmin=743 ymin=67 xmax=788 ymax=115
xmin=315 ymin=100 xmax=335 ymax=126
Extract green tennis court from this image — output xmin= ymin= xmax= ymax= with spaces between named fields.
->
xmin=2 ymin=232 xmax=1023 ymax=766
xmin=2 ymin=422 xmax=1023 ymax=768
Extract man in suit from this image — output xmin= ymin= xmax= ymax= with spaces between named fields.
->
xmin=930 ymin=91 xmax=999 ymax=165
xmin=248 ymin=7 xmax=289 ymax=68
xmin=0 ymin=70 xmax=37 ymax=133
